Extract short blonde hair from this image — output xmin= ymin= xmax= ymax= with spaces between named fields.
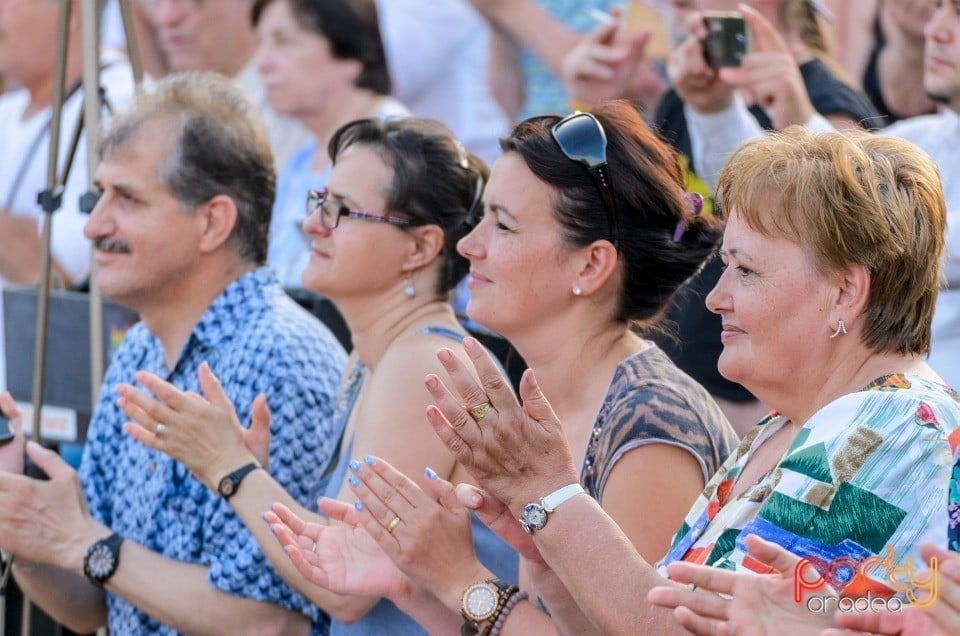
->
xmin=716 ymin=127 xmax=945 ymax=355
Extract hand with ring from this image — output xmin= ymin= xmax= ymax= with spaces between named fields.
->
xmin=266 ymin=498 xmax=412 ymax=602
xmin=467 ymin=402 xmax=492 ymax=423
xmin=343 ymin=455 xmax=493 ymax=609
xmin=116 ymin=362 xmax=268 ymax=491
xmin=426 ymin=337 xmax=580 ymax=516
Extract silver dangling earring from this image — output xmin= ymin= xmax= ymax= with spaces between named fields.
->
xmin=829 ymin=319 xmax=847 ymax=339
xmin=404 ymin=274 xmax=416 ymax=298
xmin=572 ymin=284 xmax=582 ymax=296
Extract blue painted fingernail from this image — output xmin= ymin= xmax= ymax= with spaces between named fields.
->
xmin=425 ymin=467 xmax=437 ymax=480
xmin=354 ymin=500 xmax=364 ymax=511
xmin=348 ymin=474 xmax=360 ymax=487
xmin=348 ymin=459 xmax=361 ymax=472
xmin=364 ymin=455 xmax=376 ymax=466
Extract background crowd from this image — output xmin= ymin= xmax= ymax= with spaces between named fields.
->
xmin=0 ymin=1 xmax=959 ymax=635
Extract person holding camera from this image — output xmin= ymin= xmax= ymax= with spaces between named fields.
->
xmin=655 ymin=0 xmax=881 ymax=436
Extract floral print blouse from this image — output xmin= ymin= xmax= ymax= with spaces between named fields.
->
xmin=660 ymin=374 xmax=960 ymax=593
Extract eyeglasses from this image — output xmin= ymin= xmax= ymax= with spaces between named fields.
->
xmin=551 ymin=112 xmax=619 ymax=245
xmin=306 ymin=188 xmax=411 ymax=230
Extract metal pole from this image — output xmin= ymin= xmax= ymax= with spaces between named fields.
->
xmin=29 ymin=0 xmax=73 ymax=446
xmin=83 ymin=0 xmax=104 ymax=404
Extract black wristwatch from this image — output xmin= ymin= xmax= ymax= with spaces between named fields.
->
xmin=83 ymin=532 xmax=124 ymax=586
xmin=217 ymin=461 xmax=261 ymax=500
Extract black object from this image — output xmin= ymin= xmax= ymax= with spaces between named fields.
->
xmin=82 ymin=532 xmax=124 ymax=586
xmin=702 ymin=12 xmax=748 ymax=68
xmin=217 ymin=461 xmax=261 ymax=500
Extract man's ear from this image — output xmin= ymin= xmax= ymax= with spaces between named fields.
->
xmin=402 ymin=224 xmax=445 ymax=272
xmin=196 ymin=194 xmax=239 ymax=254
xmin=571 ymin=239 xmax=619 ymax=296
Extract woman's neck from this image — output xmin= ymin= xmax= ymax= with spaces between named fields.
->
xmin=764 ymin=350 xmax=935 ymax=428
xmin=515 ymin=321 xmax=645 ymax=439
xmin=339 ymin=294 xmax=458 ymax=370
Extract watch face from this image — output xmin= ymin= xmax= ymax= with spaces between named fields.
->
xmin=464 ymin=584 xmax=498 ymax=621
xmin=87 ymin=544 xmax=116 ymax=579
xmin=219 ymin=477 xmax=236 ymax=497
xmin=521 ymin=502 xmax=547 ymax=533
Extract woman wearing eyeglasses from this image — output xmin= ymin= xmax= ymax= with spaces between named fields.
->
xmin=264 ymin=101 xmax=740 ymax=633
xmin=254 ymin=0 xmax=409 ymax=288
xmin=114 ymin=117 xmax=517 ymax=635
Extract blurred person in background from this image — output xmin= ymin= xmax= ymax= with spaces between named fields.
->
xmin=0 ymin=0 xmax=136 ymax=390
xmin=138 ymin=0 xmax=309 ymax=166
xmin=683 ymin=0 xmax=960 ymax=390
xmin=252 ymin=0 xmax=408 ymax=290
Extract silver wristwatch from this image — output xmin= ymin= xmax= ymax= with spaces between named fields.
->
xmin=519 ymin=483 xmax=585 ymax=534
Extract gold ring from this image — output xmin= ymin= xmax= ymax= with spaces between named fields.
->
xmin=386 ymin=516 xmax=401 ymax=533
xmin=467 ymin=402 xmax=492 ymax=422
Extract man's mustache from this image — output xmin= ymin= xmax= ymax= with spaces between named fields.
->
xmin=93 ymin=237 xmax=132 ymax=254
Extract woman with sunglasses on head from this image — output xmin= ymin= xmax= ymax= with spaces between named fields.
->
xmin=266 ymin=100 xmax=740 ymax=633
xmin=115 ymin=117 xmax=517 ymax=635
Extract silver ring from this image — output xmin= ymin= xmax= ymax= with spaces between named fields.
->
xmin=155 ymin=423 xmax=166 ymax=438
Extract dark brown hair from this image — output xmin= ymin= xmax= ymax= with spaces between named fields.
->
xmin=329 ymin=117 xmax=488 ymax=298
xmin=503 ymin=101 xmax=722 ymax=326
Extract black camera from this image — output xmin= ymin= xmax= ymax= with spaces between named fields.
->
xmin=702 ymin=12 xmax=749 ymax=68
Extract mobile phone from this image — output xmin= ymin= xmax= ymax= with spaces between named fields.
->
xmin=0 ymin=415 xmax=15 ymax=446
xmin=702 ymin=12 xmax=748 ymax=68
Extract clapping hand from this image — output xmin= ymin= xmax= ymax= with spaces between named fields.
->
xmin=425 ymin=337 xmax=581 ymax=517
xmin=118 ymin=362 xmax=269 ymax=489
xmin=648 ymin=534 xmax=831 ymax=636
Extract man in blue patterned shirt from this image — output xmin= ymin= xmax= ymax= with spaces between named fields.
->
xmin=0 ymin=72 xmax=346 ymax=634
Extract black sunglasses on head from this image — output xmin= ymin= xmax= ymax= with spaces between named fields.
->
xmin=551 ymin=111 xmax=619 ymax=246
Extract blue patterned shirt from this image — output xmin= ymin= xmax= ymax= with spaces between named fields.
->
xmin=79 ymin=267 xmax=347 ymax=635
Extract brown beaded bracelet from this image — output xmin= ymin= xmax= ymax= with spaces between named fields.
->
xmin=487 ymin=589 xmax=529 ymax=636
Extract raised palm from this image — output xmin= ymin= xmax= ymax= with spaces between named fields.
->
xmin=268 ymin=502 xmax=410 ymax=600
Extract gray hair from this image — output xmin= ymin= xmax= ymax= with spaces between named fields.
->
xmin=100 ymin=71 xmax=275 ymax=265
